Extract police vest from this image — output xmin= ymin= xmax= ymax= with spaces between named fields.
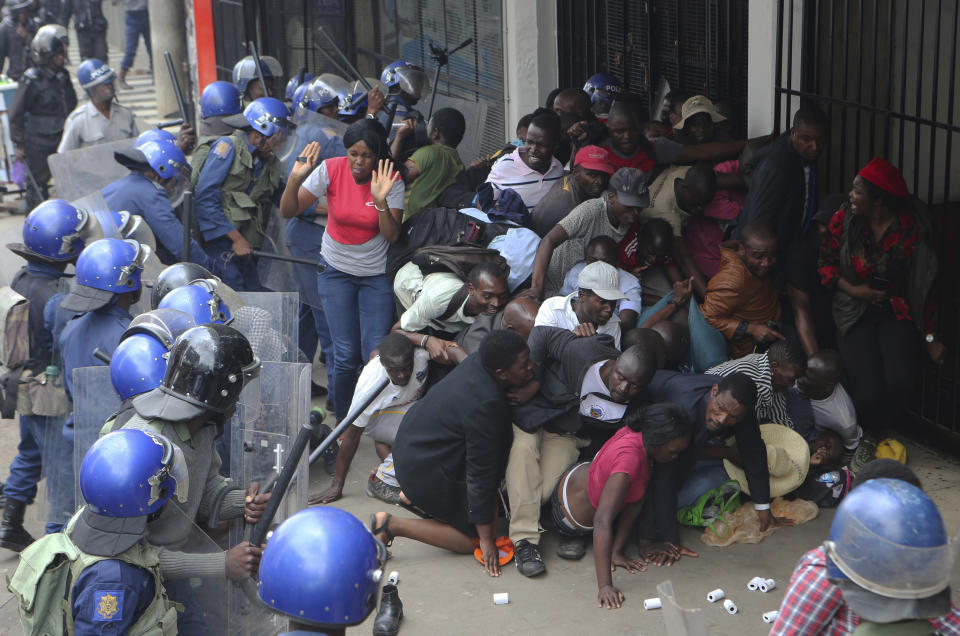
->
xmin=7 ymin=510 xmax=180 ymax=636
xmin=189 ymin=130 xmax=281 ymax=249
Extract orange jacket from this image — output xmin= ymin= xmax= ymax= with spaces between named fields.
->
xmin=700 ymin=241 xmax=781 ymax=358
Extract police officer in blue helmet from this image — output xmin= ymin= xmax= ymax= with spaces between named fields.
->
xmin=285 ymin=72 xmax=316 ymax=104
xmin=59 ymin=58 xmax=138 ymax=152
xmin=157 ymin=280 xmax=234 ymax=326
xmin=0 ymin=199 xmax=86 ymax=551
xmin=232 ymin=54 xmax=284 ymax=101
xmin=199 ymin=80 xmax=243 ymax=137
xmin=258 ymin=507 xmax=388 ymax=636
xmin=103 ymin=139 xmax=215 ymax=270
xmin=378 ymin=60 xmax=429 ymax=148
xmin=583 ymin=72 xmax=623 ymax=117
xmin=190 ymin=96 xmax=293 ymax=291
xmin=9 ymin=428 xmax=184 ymax=634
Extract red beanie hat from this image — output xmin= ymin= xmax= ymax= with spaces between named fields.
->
xmin=858 ymin=157 xmax=909 ymax=199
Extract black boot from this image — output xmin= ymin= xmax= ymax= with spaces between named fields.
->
xmin=372 ymin=584 xmax=403 ymax=636
xmin=0 ymin=498 xmax=35 ymax=552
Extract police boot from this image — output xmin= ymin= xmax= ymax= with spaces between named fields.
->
xmin=0 ymin=498 xmax=35 ymax=552
xmin=372 ymin=584 xmax=403 ymax=636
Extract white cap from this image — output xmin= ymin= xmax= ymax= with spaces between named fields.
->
xmin=577 ymin=261 xmax=628 ymax=301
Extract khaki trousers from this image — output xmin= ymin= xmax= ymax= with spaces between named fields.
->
xmin=505 ymin=425 xmax=587 ymax=545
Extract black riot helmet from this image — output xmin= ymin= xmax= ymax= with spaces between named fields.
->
xmin=151 ymin=262 xmax=214 ymax=309
xmin=30 ymin=24 xmax=68 ymax=66
xmin=133 ymin=324 xmax=260 ymax=422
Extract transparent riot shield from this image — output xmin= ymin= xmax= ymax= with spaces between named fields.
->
xmin=232 ymin=291 xmax=300 ymax=362
xmin=70 ymin=366 xmax=122 ymax=509
xmin=71 ymin=190 xmax=122 ymax=244
xmin=48 ymin=139 xmax=133 ymax=201
xmin=39 ymin=412 xmax=77 ymax=532
xmin=131 ymin=247 xmax=166 ymax=316
xmin=226 ymin=361 xmax=311 ymax=636
xmin=255 ymin=204 xmax=299 ymax=296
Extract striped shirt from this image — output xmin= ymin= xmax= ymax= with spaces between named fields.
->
xmin=485 ymin=147 xmax=563 ymax=213
xmin=706 ymin=352 xmax=792 ymax=427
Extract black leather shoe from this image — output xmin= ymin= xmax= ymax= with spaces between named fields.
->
xmin=372 ymin=584 xmax=403 ymax=636
xmin=0 ymin=498 xmax=34 ymax=552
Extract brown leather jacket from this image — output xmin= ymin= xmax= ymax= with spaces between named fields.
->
xmin=700 ymin=241 xmax=781 ymax=358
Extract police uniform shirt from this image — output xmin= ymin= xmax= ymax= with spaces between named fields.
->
xmin=72 ymin=559 xmax=155 ymax=635
xmin=193 ymin=135 xmax=254 ymax=241
xmin=59 ymin=303 xmax=131 ymax=410
xmin=58 ymin=100 xmax=139 ymax=153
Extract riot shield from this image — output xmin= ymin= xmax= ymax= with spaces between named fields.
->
xmin=70 ymin=366 xmax=122 ymax=509
xmin=73 ymin=190 xmax=121 ymax=243
xmin=233 ymin=291 xmax=300 ymax=362
xmin=48 ymin=138 xmax=133 ymax=201
xmin=254 ymin=204 xmax=299 ymax=296
xmin=226 ymin=361 xmax=311 ymax=636
xmin=39 ymin=413 xmax=77 ymax=532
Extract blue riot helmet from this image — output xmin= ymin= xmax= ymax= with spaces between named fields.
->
xmin=136 ymin=128 xmax=177 ymax=147
xmin=112 ymin=210 xmax=157 ymax=252
xmin=285 ymin=72 xmax=315 ymax=102
xmin=110 ymin=308 xmax=197 ymax=399
xmin=824 ymin=478 xmax=953 ymax=622
xmin=380 ymin=60 xmax=429 ymax=102
xmin=77 ymin=58 xmax=114 ymax=90
xmin=137 ymin=140 xmax=191 ymax=204
xmin=297 ymin=75 xmax=341 ymax=115
xmin=258 ymin=507 xmax=385 ymax=629
xmin=200 ymin=80 xmax=243 ymax=119
xmin=583 ymin=73 xmax=623 ymax=112
xmin=157 ymin=280 xmax=232 ymax=325
xmin=133 ymin=324 xmax=260 ymax=422
xmin=150 ymin=262 xmax=214 ymax=309
xmin=337 ymin=88 xmax=369 ymax=120
xmin=79 ymin=429 xmax=188 ymax=519
xmin=224 ymin=97 xmax=296 ymax=160
xmin=60 ymin=238 xmax=150 ymax=312
xmin=8 ymin=199 xmax=87 ymax=263
xmin=232 ymin=54 xmax=284 ymax=98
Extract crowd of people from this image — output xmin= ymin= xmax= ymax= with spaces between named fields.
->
xmin=0 ymin=13 xmax=953 ymax=634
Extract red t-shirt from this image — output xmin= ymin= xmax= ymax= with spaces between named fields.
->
xmin=587 ymin=427 xmax=650 ymax=509
xmin=324 ymin=156 xmax=381 ymax=245
xmin=602 ymin=140 xmax=657 ymax=173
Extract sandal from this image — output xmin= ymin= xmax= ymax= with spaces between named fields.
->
xmin=369 ymin=512 xmax=395 ymax=547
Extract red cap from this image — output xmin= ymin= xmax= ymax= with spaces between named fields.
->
xmin=573 ymin=145 xmax=615 ymax=174
xmin=858 ymin=157 xmax=909 ymax=199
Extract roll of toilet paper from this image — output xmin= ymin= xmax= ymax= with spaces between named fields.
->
xmin=759 ymin=578 xmax=776 ymax=593
xmin=643 ymin=597 xmax=662 ymax=610
xmin=707 ymin=589 xmax=725 ymax=603
xmin=493 ymin=593 xmax=509 ymax=605
xmin=723 ymin=599 xmax=738 ymax=615
xmin=762 ymin=610 xmax=779 ymax=624
xmin=747 ymin=576 xmax=763 ymax=591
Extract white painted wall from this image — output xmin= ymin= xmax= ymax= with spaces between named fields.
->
xmin=747 ymin=0 xmax=778 ymax=137
xmin=502 ymin=0 xmax=558 ymax=139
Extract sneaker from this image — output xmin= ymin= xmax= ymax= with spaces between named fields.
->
xmin=850 ymin=439 xmax=878 ymax=474
xmin=366 ymin=472 xmax=402 ymax=505
xmin=514 ymin=539 xmax=546 ymax=577
xmin=556 ymin=535 xmax=586 ymax=560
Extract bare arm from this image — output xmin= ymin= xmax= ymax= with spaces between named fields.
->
xmin=673 ymin=237 xmax=708 ymax=299
xmin=787 ymin=284 xmax=819 ymax=356
xmin=279 ymin=141 xmax=321 ymax=218
xmin=675 ymin=139 xmax=747 ymax=163
xmin=526 ymin=224 xmax=569 ymax=299
xmin=371 ymin=159 xmax=404 ymax=243
xmin=594 ymin=473 xmax=645 ymax=609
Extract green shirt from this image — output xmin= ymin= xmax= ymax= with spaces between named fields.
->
xmin=403 ymin=143 xmax=464 ymax=220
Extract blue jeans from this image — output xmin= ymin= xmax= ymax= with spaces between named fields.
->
xmin=4 ymin=415 xmax=45 ymax=505
xmin=122 ymin=9 xmax=151 ymax=72
xmin=6 ymin=415 xmax=74 ymax=533
xmin=316 ymin=260 xmax=394 ymax=421
xmin=201 ymin=235 xmax=263 ymax=291
xmin=676 ymin=459 xmax=730 ymax=509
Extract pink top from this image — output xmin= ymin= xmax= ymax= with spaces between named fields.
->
xmin=587 ymin=427 xmax=650 ymax=509
xmin=683 ymin=160 xmax=744 ymax=278
xmin=324 ymin=156 xmax=381 ymax=245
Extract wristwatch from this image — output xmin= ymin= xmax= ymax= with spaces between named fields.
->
xmin=926 ymin=333 xmax=936 ymax=343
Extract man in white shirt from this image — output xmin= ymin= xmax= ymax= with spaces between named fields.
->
xmin=308 ymin=334 xmax=430 ymax=505
xmin=485 ymin=110 xmax=564 ymax=212
xmin=58 ymin=59 xmax=138 ymax=152
xmin=535 ymin=260 xmax=626 ymax=348
xmin=796 ymin=349 xmax=862 ymax=450
xmin=559 ymin=235 xmax=642 ymax=330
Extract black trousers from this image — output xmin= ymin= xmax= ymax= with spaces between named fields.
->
xmin=839 ymin=308 xmax=920 ymax=433
xmin=24 ymin=146 xmax=53 ymax=211
xmin=76 ymin=29 xmax=107 ymax=62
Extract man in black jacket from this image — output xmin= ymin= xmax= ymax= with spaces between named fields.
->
xmin=0 ymin=1 xmax=38 ymax=81
xmin=506 ymin=326 xmax=657 ymax=577
xmin=636 ymin=370 xmax=790 ymax=565
xmin=59 ymin=0 xmax=107 ymax=61
xmin=377 ymin=330 xmax=535 ymax=578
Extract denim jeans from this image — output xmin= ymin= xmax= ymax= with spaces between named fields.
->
xmin=122 ymin=9 xmax=151 ymax=72
xmin=6 ymin=414 xmax=75 ymax=533
xmin=676 ymin=459 xmax=730 ymax=509
xmin=4 ymin=415 xmax=45 ymax=506
xmin=316 ymin=259 xmax=394 ymax=421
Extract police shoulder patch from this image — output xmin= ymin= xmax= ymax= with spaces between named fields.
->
xmin=93 ymin=590 xmax=123 ymax=622
xmin=212 ymin=139 xmax=232 ymax=159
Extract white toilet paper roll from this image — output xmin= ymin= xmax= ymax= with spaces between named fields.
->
xmin=762 ymin=610 xmax=779 ymax=624
xmin=747 ymin=576 xmax=763 ymax=591
xmin=723 ymin=599 xmax=738 ymax=615
xmin=706 ymin=589 xmax=725 ymax=603
xmin=493 ymin=592 xmax=509 ymax=605
xmin=643 ymin=597 xmax=662 ymax=610
xmin=759 ymin=579 xmax=776 ymax=593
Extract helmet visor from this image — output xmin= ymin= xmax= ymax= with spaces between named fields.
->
xmin=169 ymin=443 xmax=190 ymax=504
xmin=270 ymin=126 xmax=298 ymax=163
xmin=394 ymin=66 xmax=430 ymax=101
xmin=116 ymin=239 xmax=151 ymax=289
xmin=162 ymin=161 xmax=191 ymax=207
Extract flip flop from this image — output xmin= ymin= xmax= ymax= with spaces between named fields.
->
xmin=473 ymin=536 xmax=515 ymax=566
xmin=369 ymin=512 xmax=394 ymax=547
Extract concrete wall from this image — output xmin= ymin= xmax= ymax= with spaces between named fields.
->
xmin=501 ymin=0 xmax=558 ymax=139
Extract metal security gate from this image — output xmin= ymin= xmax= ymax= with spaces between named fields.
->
xmin=774 ymin=0 xmax=960 ymax=437
xmin=212 ymin=0 xmax=255 ymax=80
xmin=557 ymin=0 xmax=749 ymax=134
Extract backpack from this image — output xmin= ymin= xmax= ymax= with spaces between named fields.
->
xmin=0 ymin=286 xmax=30 ymax=419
